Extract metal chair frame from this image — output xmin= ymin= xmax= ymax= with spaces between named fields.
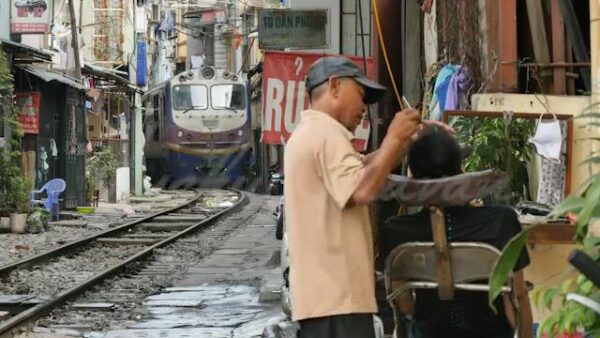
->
xmin=381 ymin=171 xmax=522 ymax=338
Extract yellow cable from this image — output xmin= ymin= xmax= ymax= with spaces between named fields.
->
xmin=371 ymin=0 xmax=404 ymax=109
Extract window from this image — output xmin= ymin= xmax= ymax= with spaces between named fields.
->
xmin=173 ymin=85 xmax=208 ymax=110
xmin=211 ymin=84 xmax=245 ymax=110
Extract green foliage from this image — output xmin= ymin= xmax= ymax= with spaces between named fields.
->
xmin=488 ymin=224 xmax=540 ymax=313
xmin=87 ymin=146 xmax=118 ymax=186
xmin=27 ymin=206 xmax=51 ymax=226
xmin=452 ymin=116 xmax=535 ymax=204
xmin=0 ymin=49 xmax=27 ymax=214
xmin=488 ymin=103 xmax=600 ymax=337
xmin=7 ymin=176 xmax=32 ymax=214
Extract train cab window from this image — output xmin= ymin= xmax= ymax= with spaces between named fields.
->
xmin=173 ymin=85 xmax=208 ymax=110
xmin=211 ymin=84 xmax=245 ymax=110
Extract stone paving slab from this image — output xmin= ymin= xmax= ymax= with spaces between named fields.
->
xmin=95 ymin=194 xmax=286 ymax=338
xmin=103 ymin=328 xmax=231 ymax=338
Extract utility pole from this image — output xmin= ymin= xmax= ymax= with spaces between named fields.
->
xmin=131 ymin=0 xmax=148 ymax=196
xmin=68 ymin=0 xmax=82 ymax=80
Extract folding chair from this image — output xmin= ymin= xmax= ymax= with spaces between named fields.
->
xmin=379 ymin=170 xmax=523 ymax=338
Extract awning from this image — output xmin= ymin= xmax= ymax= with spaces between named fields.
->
xmin=82 ymin=63 xmax=131 ymax=87
xmin=0 ymin=38 xmax=52 ymax=62
xmin=17 ymin=64 xmax=87 ymax=91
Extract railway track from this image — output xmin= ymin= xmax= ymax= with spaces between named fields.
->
xmin=0 ymin=189 xmax=246 ymax=336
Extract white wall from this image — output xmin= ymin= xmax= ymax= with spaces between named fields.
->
xmin=288 ymin=0 xmax=340 ymax=54
xmin=0 ymin=2 xmax=10 ymax=40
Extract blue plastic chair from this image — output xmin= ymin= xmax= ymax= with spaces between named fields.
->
xmin=30 ymin=178 xmax=66 ymax=221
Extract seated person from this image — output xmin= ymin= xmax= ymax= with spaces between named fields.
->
xmin=378 ymin=125 xmax=533 ymax=338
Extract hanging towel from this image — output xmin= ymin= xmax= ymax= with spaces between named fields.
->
xmin=429 ymin=64 xmax=457 ymax=120
xmin=444 ymin=65 xmax=471 ymax=111
xmin=49 ymin=138 xmax=58 ymax=157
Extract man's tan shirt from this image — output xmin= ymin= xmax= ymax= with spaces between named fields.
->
xmin=284 ymin=109 xmax=377 ymax=321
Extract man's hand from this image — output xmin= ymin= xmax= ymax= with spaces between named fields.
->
xmin=387 ymin=108 xmax=421 ymax=142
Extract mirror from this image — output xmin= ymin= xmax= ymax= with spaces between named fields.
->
xmin=443 ymin=110 xmax=573 ymax=208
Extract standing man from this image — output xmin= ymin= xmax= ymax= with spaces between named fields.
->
xmin=284 ymin=56 xmax=421 ymax=338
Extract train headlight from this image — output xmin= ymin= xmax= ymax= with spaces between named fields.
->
xmin=177 ymin=130 xmax=184 ymax=138
xmin=186 ymin=71 xmax=194 ymax=79
xmin=202 ymin=67 xmax=215 ymax=79
xmin=237 ymin=129 xmax=243 ymax=136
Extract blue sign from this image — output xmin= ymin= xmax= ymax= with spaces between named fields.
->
xmin=136 ymin=40 xmax=147 ymax=87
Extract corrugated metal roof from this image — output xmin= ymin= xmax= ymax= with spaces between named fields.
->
xmin=0 ymin=38 xmax=53 ymax=62
xmin=17 ymin=64 xmax=86 ymax=91
xmin=82 ymin=63 xmax=131 ymax=86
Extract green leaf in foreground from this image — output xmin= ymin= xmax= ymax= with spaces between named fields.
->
xmin=488 ymin=225 xmax=540 ymax=313
xmin=549 ymin=196 xmax=586 ymax=218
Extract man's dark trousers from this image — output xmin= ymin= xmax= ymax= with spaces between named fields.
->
xmin=298 ymin=313 xmax=375 ymax=338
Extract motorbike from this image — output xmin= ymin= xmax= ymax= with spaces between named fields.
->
xmin=269 ymin=164 xmax=284 ymax=195
xmin=274 ymin=197 xmax=284 ymax=240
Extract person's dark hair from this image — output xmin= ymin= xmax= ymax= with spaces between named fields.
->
xmin=408 ymin=125 xmax=462 ymax=179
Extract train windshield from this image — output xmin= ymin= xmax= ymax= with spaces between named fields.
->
xmin=173 ymin=85 xmax=208 ymax=110
xmin=211 ymin=84 xmax=245 ymax=110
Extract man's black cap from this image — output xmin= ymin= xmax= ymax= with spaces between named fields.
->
xmin=306 ymin=56 xmax=387 ymax=104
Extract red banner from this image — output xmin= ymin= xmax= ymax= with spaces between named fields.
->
xmin=15 ymin=92 xmax=41 ymax=134
xmin=261 ymin=51 xmax=375 ymax=152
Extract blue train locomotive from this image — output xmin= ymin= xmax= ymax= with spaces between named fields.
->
xmin=142 ymin=66 xmax=252 ymax=188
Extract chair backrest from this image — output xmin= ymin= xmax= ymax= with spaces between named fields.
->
xmin=43 ymin=178 xmax=66 ymax=194
xmin=379 ymin=169 xmax=508 ymax=206
xmin=385 ymin=242 xmax=501 ymax=285
xmin=381 ymin=170 xmax=509 ymax=300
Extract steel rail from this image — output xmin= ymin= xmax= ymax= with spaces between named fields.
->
xmin=0 ymin=190 xmax=247 ymax=335
xmin=0 ymin=191 xmax=203 ymax=276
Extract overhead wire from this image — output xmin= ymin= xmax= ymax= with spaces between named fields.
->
xmin=371 ymin=0 xmax=404 ymax=109
xmin=357 ymin=0 xmax=377 ymax=152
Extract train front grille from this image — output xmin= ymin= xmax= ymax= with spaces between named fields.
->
xmin=202 ymin=118 xmax=219 ymax=129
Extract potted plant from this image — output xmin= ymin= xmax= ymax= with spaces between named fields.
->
xmin=9 ymin=176 xmax=31 ymax=234
xmin=87 ymin=146 xmax=118 ymax=203
xmin=0 ymin=49 xmax=22 ymax=228
xmin=27 ymin=206 xmax=51 ymax=233
xmin=0 ymin=49 xmax=30 ymax=233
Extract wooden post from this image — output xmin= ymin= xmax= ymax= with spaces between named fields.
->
xmin=525 ymin=0 xmax=552 ymax=81
xmin=591 ymin=0 xmax=600 ymax=165
xmin=68 ymin=0 xmax=82 ymax=80
xmin=551 ymin=0 xmax=566 ymax=95
xmin=430 ymin=206 xmax=454 ymax=300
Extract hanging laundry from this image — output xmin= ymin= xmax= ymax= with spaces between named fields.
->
xmin=428 ymin=64 xmax=472 ymax=121
xmin=444 ymin=66 xmax=471 ymax=111
xmin=421 ymin=0 xmax=435 ymax=13
xmin=529 ymin=117 xmax=562 ymax=161
xmin=535 ymin=122 xmax=567 ymax=208
xmin=49 ymin=139 xmax=58 ymax=157
xmin=428 ymin=64 xmax=457 ymax=121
